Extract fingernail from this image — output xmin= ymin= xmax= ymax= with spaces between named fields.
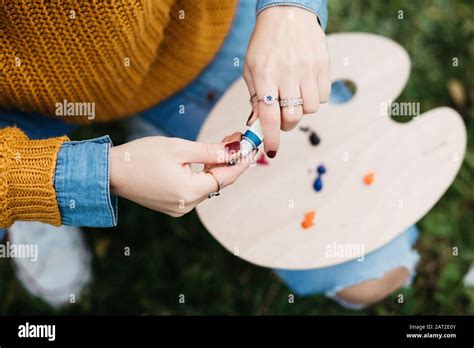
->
xmin=267 ymin=151 xmax=276 ymax=158
xmin=225 ymin=141 xmax=240 ymax=154
xmin=246 ymin=111 xmax=254 ymax=126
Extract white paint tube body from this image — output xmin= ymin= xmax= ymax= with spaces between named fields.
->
xmin=240 ymin=119 xmax=264 ymax=157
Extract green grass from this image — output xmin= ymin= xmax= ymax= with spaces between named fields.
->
xmin=0 ymin=0 xmax=473 ymax=315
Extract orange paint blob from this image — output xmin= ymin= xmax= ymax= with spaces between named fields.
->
xmin=301 ymin=210 xmax=316 ymax=229
xmin=364 ymin=172 xmax=375 ymax=185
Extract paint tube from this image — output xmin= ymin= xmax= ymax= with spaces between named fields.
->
xmin=240 ymin=118 xmax=264 ymax=158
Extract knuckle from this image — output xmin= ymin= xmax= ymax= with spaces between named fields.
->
xmin=254 ymin=62 xmax=276 ymax=80
xmin=206 ymin=143 xmax=223 ymax=163
xmin=253 ymin=66 xmax=265 ymax=79
xmin=246 ymin=53 xmax=265 ymax=70
xmin=280 ymin=59 xmax=295 ymax=74
xmin=283 ymin=109 xmax=299 ymax=123
xmin=318 ymin=55 xmax=330 ymax=66
xmin=281 ymin=122 xmax=296 ymax=132
xmin=184 ymin=192 xmax=199 ymax=205
xmin=226 ymin=176 xmax=237 ymax=186
xmin=303 ymin=102 xmax=319 ymax=114
xmin=178 ymin=186 xmax=198 ymax=205
xmin=259 ymin=109 xmax=278 ymax=121
xmin=320 ymin=91 xmax=330 ymax=103
xmin=205 ymin=143 xmax=214 ymax=161
xmin=319 ymin=84 xmax=331 ymax=103
xmin=169 ymin=211 xmax=183 ymax=218
xmin=214 ymin=145 xmax=227 ymax=163
xmin=300 ymin=55 xmax=314 ymax=68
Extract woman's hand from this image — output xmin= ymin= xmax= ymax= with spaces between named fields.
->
xmin=244 ymin=5 xmax=331 ymax=158
xmin=109 ymin=133 xmax=253 ymax=217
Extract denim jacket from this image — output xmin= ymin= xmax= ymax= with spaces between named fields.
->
xmin=53 ymin=0 xmax=328 ymax=227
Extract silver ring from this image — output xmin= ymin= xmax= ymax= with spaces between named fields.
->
xmin=208 ymin=191 xmax=220 ymax=199
xmin=249 ymin=93 xmax=257 ymax=105
xmin=205 ymin=170 xmax=221 ymax=199
xmin=258 ymin=94 xmax=279 ymax=105
xmin=279 ymin=98 xmax=303 ymax=108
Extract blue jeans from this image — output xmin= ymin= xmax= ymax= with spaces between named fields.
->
xmin=0 ymin=0 xmax=419 ymax=299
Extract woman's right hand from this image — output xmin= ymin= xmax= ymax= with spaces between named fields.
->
xmin=109 ymin=133 xmax=253 ymax=217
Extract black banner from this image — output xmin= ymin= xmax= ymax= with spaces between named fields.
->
xmin=0 ymin=315 xmax=473 ymax=345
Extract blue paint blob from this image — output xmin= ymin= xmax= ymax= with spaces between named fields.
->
xmin=313 ymin=176 xmax=323 ymax=192
xmin=312 ymin=164 xmax=327 ymax=192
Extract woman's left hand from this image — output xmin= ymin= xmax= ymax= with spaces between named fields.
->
xmin=244 ymin=5 xmax=331 ymax=158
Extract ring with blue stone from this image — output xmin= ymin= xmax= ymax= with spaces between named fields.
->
xmin=260 ymin=94 xmax=279 ymax=105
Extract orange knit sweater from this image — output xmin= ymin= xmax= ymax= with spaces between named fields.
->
xmin=0 ymin=0 xmax=237 ymax=227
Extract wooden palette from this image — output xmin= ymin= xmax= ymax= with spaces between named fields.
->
xmin=196 ymin=33 xmax=467 ymax=270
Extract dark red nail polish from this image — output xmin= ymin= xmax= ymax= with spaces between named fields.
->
xmin=267 ymin=151 xmax=276 ymax=158
xmin=246 ymin=111 xmax=254 ymax=126
xmin=225 ymin=141 xmax=240 ymax=154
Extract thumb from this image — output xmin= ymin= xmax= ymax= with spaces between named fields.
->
xmin=178 ymin=136 xmax=241 ymax=164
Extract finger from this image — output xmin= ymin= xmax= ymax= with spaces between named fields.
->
xmin=317 ymin=66 xmax=331 ymax=103
xmin=212 ymin=149 xmax=256 ymax=190
xmin=178 ymin=137 xmax=240 ymax=164
xmin=224 ymin=131 xmax=243 ymax=144
xmin=243 ymin=63 xmax=256 ymax=98
xmin=254 ymin=79 xmax=280 ymax=158
xmin=193 ymin=171 xmax=221 ymax=200
xmin=300 ymin=75 xmax=319 ymax=115
xmin=244 ymin=64 xmax=259 ymax=126
xmin=247 ymin=105 xmax=259 ymax=127
xmin=204 ymin=132 xmax=243 ymax=171
xmin=279 ymin=81 xmax=303 ymax=131
xmin=193 ymin=150 xmax=257 ymax=201
xmin=204 ymin=134 xmax=232 ymax=171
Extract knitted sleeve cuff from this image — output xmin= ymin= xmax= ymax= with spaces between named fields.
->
xmin=0 ymin=127 xmax=69 ymax=227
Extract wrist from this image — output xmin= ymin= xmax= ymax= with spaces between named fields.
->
xmin=256 ymin=2 xmax=324 ymax=27
xmin=257 ymin=4 xmax=320 ymax=25
xmin=109 ymin=146 xmax=123 ymax=196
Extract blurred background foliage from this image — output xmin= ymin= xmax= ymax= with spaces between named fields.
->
xmin=1 ymin=0 xmax=473 ymax=315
